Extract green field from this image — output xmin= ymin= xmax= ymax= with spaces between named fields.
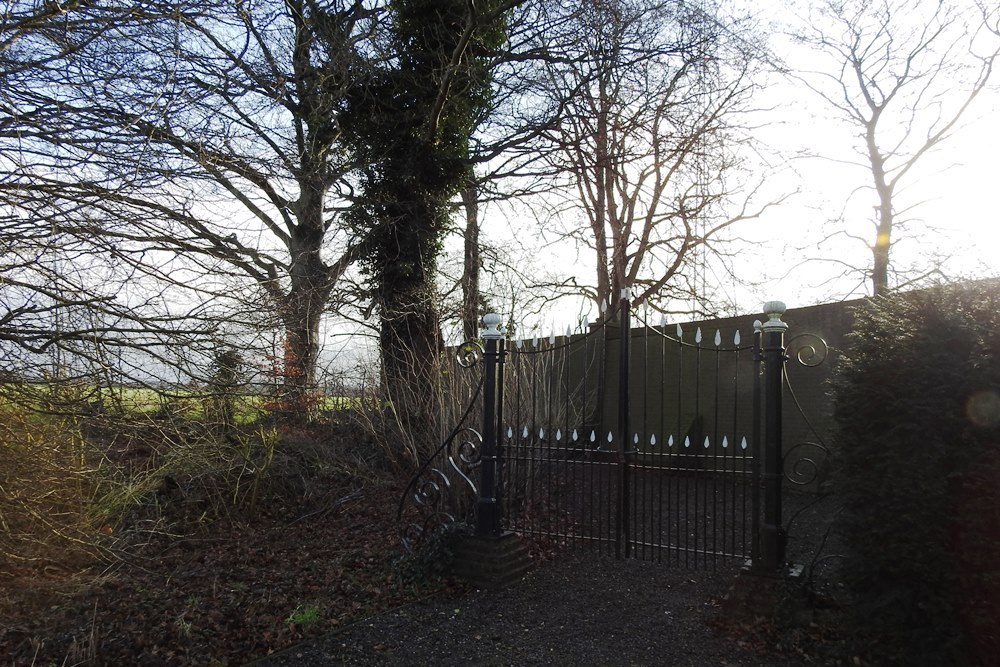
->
xmin=0 ymin=383 xmax=357 ymax=423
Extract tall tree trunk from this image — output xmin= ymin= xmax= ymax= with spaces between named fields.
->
xmin=867 ymin=124 xmax=893 ymax=297
xmin=344 ymin=0 xmax=509 ymax=461
xmin=460 ymin=182 xmax=481 ymax=341
xmin=281 ymin=278 xmax=329 ymax=419
xmin=376 ymin=190 xmax=444 ymax=461
xmin=281 ymin=184 xmax=332 ymax=419
xmin=871 ymin=196 xmax=893 ymax=297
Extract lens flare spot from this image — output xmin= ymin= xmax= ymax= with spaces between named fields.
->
xmin=966 ymin=390 xmax=1000 ymax=428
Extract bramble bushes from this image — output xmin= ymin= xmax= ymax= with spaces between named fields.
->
xmin=833 ymin=283 xmax=1000 ymax=666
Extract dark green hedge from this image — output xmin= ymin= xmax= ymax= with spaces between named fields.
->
xmin=833 ymin=282 xmax=1000 ymax=666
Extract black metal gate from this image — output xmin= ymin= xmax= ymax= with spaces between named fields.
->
xmin=399 ymin=292 xmax=796 ymax=572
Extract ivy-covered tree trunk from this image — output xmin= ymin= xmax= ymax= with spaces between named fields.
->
xmin=346 ymin=0 xmax=509 ymax=460
xmin=460 ymin=182 xmax=481 ymax=342
xmin=371 ymin=163 xmax=449 ymax=457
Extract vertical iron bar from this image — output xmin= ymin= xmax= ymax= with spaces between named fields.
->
xmin=713 ymin=334 xmax=721 ymax=568
xmin=530 ymin=337 xmax=539 ymax=544
xmin=695 ymin=334 xmax=703 ymax=568
xmin=476 ymin=314 xmax=503 ymax=537
xmin=755 ymin=301 xmax=788 ymax=573
xmin=583 ymin=325 xmax=593 ymax=551
xmin=643 ymin=318 xmax=650 ymax=560
xmin=676 ymin=326 xmax=685 ymax=567
xmin=729 ymin=340 xmax=746 ymax=556
xmin=564 ymin=332 xmax=572 ymax=550
xmin=496 ymin=337 xmax=506 ymax=530
xmin=601 ymin=314 xmax=612 ymax=557
xmin=616 ymin=288 xmax=632 ymax=560
xmin=750 ymin=320 xmax=762 ymax=567
xmin=658 ymin=320 xmax=666 ymax=563
xmin=758 ymin=301 xmax=788 ymax=573
xmin=546 ymin=333 xmax=554 ymax=543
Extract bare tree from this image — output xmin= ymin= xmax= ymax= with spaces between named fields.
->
xmin=531 ymin=0 xmax=780 ymax=315
xmin=0 ymin=2 xmax=219 ymax=393
xmin=2 ymin=1 xmax=384 ymax=412
xmin=790 ymin=0 xmax=1000 ymax=296
xmin=450 ymin=0 xmax=578 ymax=339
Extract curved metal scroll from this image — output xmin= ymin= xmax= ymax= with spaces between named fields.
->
xmin=782 ymin=331 xmax=832 ymax=487
xmin=785 ymin=332 xmax=829 ymax=368
xmin=398 ymin=427 xmax=483 ymax=552
xmin=782 ymin=441 xmax=831 ymax=486
xmin=397 ymin=348 xmax=485 ymax=553
xmin=455 ymin=341 xmax=483 ymax=368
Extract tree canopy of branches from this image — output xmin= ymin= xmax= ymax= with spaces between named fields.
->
xmin=791 ymin=0 xmax=1000 ymax=297
xmin=534 ymin=0 xmax=775 ymax=315
xmin=3 ymin=0 xmax=376 ymax=401
xmin=1 ymin=1 xmax=228 ymax=390
xmin=2 ymin=0 xmax=514 ymax=430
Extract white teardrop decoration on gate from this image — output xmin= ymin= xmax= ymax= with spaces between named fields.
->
xmin=532 ymin=335 xmax=538 ymax=349
xmin=660 ymin=314 xmax=668 ymax=328
xmin=684 ymin=436 xmax=691 ymax=448
xmin=566 ymin=324 xmax=572 ymax=338
xmin=714 ymin=330 xmax=722 ymax=347
xmin=734 ymin=330 xmax=741 ymax=346
xmin=633 ymin=433 xmax=640 ymax=451
xmin=695 ymin=327 xmax=702 ymax=344
xmin=704 ymin=436 xmax=710 ymax=449
xmin=522 ymin=425 xmax=529 ymax=439
xmin=549 ymin=331 xmax=556 ymax=346
xmin=650 ymin=434 xmax=657 ymax=447
xmin=722 ymin=436 xmax=729 ymax=449
xmin=590 ymin=431 xmax=597 ymax=443
xmin=516 ymin=338 xmax=523 ymax=349
xmin=539 ymin=427 xmax=545 ymax=440
xmin=676 ymin=323 xmax=683 ymax=339
xmin=668 ymin=435 xmax=674 ymax=448
xmin=740 ymin=436 xmax=748 ymax=450
xmin=572 ymin=429 xmax=579 ymax=442
xmin=583 ymin=315 xmax=590 ymax=331
xmin=607 ymin=431 xmax=614 ymax=444
xmin=506 ymin=426 xmax=513 ymax=439
xmin=555 ymin=429 xmax=562 ymax=442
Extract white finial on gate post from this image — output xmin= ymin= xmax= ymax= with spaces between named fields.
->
xmin=761 ymin=301 xmax=788 ymax=332
xmin=482 ymin=313 xmax=503 ymax=340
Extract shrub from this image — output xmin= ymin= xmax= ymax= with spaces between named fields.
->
xmin=0 ymin=400 xmax=103 ymax=568
xmin=832 ymin=282 xmax=1000 ymax=666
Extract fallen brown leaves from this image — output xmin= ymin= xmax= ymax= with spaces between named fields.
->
xmin=0 ymin=477 xmax=455 ymax=666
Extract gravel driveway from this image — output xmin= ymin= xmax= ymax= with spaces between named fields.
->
xmin=246 ymin=553 xmax=805 ymax=667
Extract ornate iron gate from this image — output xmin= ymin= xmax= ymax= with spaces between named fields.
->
xmin=399 ymin=292 xmax=801 ymax=573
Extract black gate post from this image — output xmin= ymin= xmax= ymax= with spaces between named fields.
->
xmin=756 ymin=301 xmax=787 ymax=572
xmin=615 ymin=288 xmax=633 ymax=560
xmin=476 ymin=313 xmax=504 ymax=537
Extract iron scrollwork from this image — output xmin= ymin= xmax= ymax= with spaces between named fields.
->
xmin=785 ymin=333 xmax=829 ymax=368
xmin=398 ymin=427 xmax=483 ymax=553
xmin=782 ymin=441 xmax=831 ymax=487
xmin=397 ymin=337 xmax=486 ymax=553
xmin=456 ymin=340 xmax=484 ymax=368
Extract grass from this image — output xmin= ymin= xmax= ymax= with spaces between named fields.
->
xmin=286 ymin=603 xmax=322 ymax=629
xmin=0 ymin=382 xmax=359 ymax=424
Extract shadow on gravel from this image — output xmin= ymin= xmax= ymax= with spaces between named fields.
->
xmin=246 ymin=554 xmax=809 ymax=667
